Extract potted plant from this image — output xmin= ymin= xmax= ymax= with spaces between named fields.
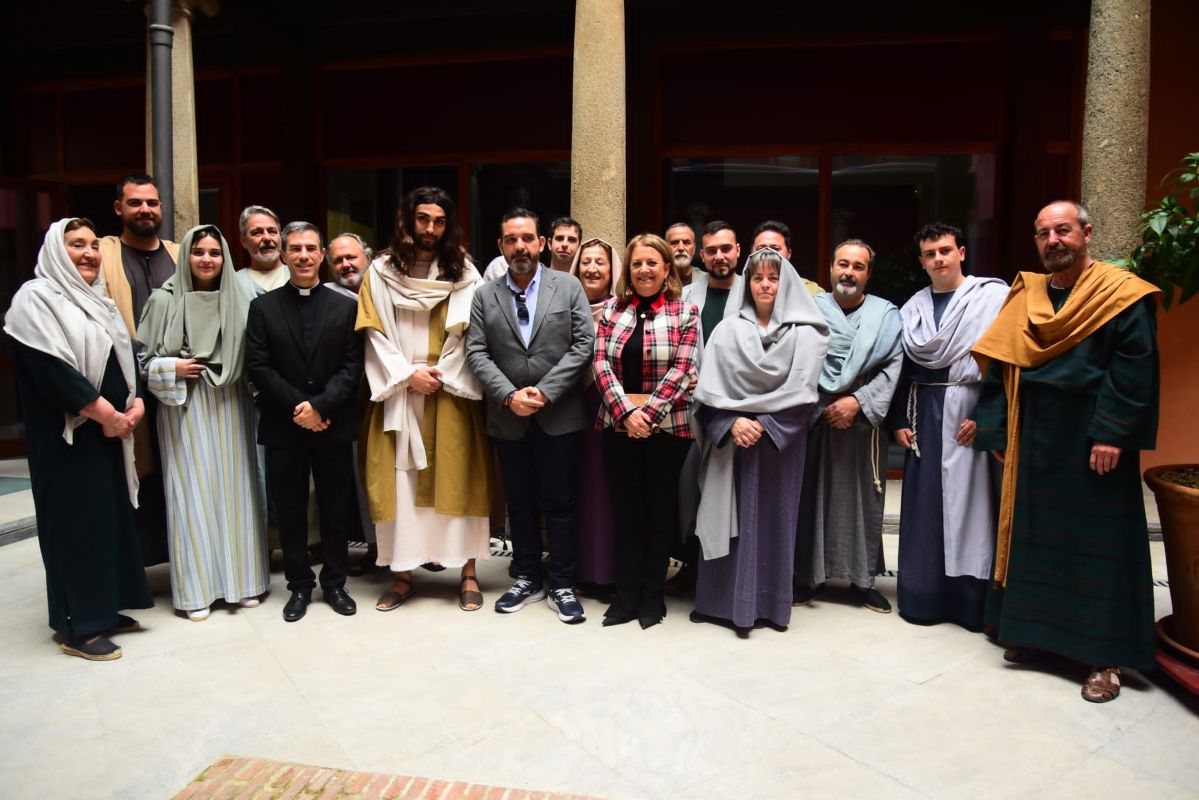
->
xmin=1121 ymin=152 xmax=1199 ymax=674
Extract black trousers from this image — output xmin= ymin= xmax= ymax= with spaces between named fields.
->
xmin=266 ymin=440 xmax=357 ymax=592
xmin=603 ymin=430 xmax=691 ymax=621
xmin=493 ymin=421 xmax=580 ymax=589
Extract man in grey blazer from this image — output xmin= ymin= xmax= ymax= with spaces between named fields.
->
xmin=466 ymin=208 xmax=596 ymax=624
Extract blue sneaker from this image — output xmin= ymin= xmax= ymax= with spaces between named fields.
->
xmin=547 ymin=587 xmax=586 ymax=624
xmin=494 ymin=578 xmax=546 ymax=613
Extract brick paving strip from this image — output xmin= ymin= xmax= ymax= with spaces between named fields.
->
xmin=172 ymin=755 xmax=609 ymax=800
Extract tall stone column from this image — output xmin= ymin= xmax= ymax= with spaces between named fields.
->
xmin=571 ymin=0 xmax=626 ymax=248
xmin=1079 ymin=0 xmax=1151 ymax=260
xmin=145 ymin=0 xmax=203 ymax=236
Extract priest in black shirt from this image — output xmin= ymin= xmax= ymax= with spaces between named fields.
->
xmin=246 ymin=221 xmax=364 ymax=621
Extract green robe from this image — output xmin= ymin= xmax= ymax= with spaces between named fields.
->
xmin=15 ymin=341 xmax=153 ymax=637
xmin=974 ymin=292 xmax=1158 ymax=670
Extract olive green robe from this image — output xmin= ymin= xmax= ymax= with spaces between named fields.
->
xmin=974 ymin=292 xmax=1158 ymax=670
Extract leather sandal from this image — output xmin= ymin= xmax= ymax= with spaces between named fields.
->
xmin=458 ymin=574 xmax=484 ymax=612
xmin=375 ymin=577 xmax=414 ymax=612
xmin=1081 ymin=667 xmax=1121 ymax=703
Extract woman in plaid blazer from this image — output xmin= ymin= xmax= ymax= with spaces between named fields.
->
xmin=593 ymin=233 xmax=700 ymax=629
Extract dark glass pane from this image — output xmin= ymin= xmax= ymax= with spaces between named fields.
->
xmin=468 ymin=162 xmax=570 ymax=267
xmin=830 ymin=154 xmax=997 ymax=307
xmin=663 ymin=156 xmax=820 ymax=281
xmin=325 ymin=166 xmax=459 ymax=256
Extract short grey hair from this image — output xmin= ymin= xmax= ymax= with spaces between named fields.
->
xmin=238 ymin=205 xmax=280 ymax=236
xmin=832 ymin=238 xmax=876 ymax=270
xmin=330 ymin=232 xmax=373 ymax=262
xmin=1037 ymin=200 xmax=1090 ymax=229
xmin=281 ymin=220 xmax=323 ymax=250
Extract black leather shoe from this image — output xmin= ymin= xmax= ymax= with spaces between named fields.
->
xmin=282 ymin=590 xmax=311 ymax=622
xmin=325 ymin=586 xmax=357 ymax=616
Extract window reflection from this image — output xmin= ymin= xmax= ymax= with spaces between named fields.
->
xmin=664 ymin=156 xmax=820 ymax=280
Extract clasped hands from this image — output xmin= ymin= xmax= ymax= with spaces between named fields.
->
xmin=100 ymin=398 xmax=145 ymax=439
xmin=509 ymin=386 xmax=547 ymax=417
xmin=822 ymin=395 xmax=860 ymax=430
xmin=293 ymin=400 xmax=329 ymax=432
xmin=730 ymin=417 xmax=764 ymax=449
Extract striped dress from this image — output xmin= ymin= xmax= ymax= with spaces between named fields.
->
xmin=148 ymin=358 xmax=269 ymax=610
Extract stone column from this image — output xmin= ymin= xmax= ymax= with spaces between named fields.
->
xmin=571 ymin=0 xmax=626 ymax=248
xmin=145 ymin=0 xmax=203 ymax=236
xmin=1079 ymin=0 xmax=1151 ymax=260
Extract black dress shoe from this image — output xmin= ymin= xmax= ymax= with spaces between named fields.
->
xmin=325 ymin=586 xmax=357 ymax=616
xmin=282 ymin=590 xmax=312 ymax=622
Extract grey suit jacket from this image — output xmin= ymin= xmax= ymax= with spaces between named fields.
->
xmin=466 ymin=268 xmax=596 ymax=441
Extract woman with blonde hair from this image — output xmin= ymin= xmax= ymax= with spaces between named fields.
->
xmin=593 ymin=233 xmax=699 ymax=628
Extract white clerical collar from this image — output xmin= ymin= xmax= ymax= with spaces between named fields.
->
xmin=291 ymin=282 xmax=317 ymax=296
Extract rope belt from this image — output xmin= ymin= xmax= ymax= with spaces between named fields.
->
xmin=906 ymin=379 xmax=979 ymax=459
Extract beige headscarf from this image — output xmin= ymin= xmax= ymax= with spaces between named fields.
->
xmin=568 ymin=238 xmax=624 ymax=326
xmin=4 ymin=219 xmax=140 ymax=506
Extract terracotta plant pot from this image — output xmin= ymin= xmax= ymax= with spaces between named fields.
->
xmin=1145 ymin=465 xmax=1199 ymax=651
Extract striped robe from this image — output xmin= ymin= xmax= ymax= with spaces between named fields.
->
xmin=148 ymin=358 xmax=269 ymax=609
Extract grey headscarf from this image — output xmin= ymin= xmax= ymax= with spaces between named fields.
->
xmin=692 ymin=248 xmax=829 ymax=559
xmin=137 ymin=225 xmax=251 ymax=390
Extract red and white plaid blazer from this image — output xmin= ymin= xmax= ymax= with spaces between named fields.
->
xmin=592 ymin=294 xmax=700 ymax=438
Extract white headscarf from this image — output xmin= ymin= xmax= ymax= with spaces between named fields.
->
xmin=5 ymin=218 xmax=140 ymax=506
xmin=567 ymin=237 xmax=624 ymax=327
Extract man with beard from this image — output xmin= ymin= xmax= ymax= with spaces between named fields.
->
xmin=682 ymin=221 xmax=741 ymax=347
xmin=671 ymin=221 xmax=742 ymax=596
xmin=795 ymin=240 xmax=903 ymax=613
xmin=246 ymin=222 xmax=363 ymax=622
xmin=751 ymin=220 xmax=824 ymax=296
xmin=482 ymin=216 xmax=582 ymax=281
xmin=326 ymin=233 xmax=371 ymax=299
xmin=466 ymin=209 xmax=594 ymax=623
xmin=971 ymin=201 xmax=1160 ymax=703
xmin=665 ymin=222 xmax=697 ymax=286
xmin=99 ymin=174 xmax=180 ymax=336
xmin=98 ymin=173 xmax=178 ymax=565
xmin=236 ymin=205 xmax=288 ymax=297
xmin=357 ymin=187 xmax=493 ymax=612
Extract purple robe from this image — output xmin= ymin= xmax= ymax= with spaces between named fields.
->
xmin=694 ymin=404 xmax=810 ymax=628
xmin=576 ymin=384 xmax=615 ymax=584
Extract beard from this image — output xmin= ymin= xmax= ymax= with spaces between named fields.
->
xmin=1042 ymin=245 xmax=1079 ymax=272
xmin=124 ymin=216 xmax=160 ymax=238
xmin=250 ymin=247 xmax=278 ymax=269
xmin=415 ymin=233 xmax=440 ymax=255
xmin=833 ymin=276 xmax=861 ymax=298
xmin=672 ymin=253 xmax=692 ymax=272
xmin=508 ymin=254 xmax=536 ymax=276
xmin=707 ymin=261 xmax=734 ymax=279
xmin=337 ymin=270 xmax=362 ymax=290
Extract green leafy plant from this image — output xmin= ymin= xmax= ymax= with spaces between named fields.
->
xmin=1119 ymin=152 xmax=1199 ymax=310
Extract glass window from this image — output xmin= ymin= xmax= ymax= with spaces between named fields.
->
xmin=325 ymin=165 xmax=459 ymax=255
xmin=469 ymin=161 xmax=570 ymax=266
xmin=663 ymin=156 xmax=820 ymax=280
xmin=830 ymin=154 xmax=997 ymax=307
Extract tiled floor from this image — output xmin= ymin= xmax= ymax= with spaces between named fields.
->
xmin=0 ymin=526 xmax=1193 ymax=800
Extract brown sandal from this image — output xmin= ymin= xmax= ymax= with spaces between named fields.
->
xmin=459 ymin=574 xmax=484 ymax=612
xmin=375 ymin=577 xmax=414 ymax=612
xmin=1081 ymin=667 xmax=1121 ymax=703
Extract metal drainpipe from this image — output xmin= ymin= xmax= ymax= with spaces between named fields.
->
xmin=149 ymin=0 xmax=174 ymax=240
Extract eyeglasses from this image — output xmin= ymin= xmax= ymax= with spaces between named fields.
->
xmin=511 ymin=289 xmax=529 ymax=323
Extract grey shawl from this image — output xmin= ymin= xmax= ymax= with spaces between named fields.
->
xmin=693 ymin=251 xmax=829 ymax=559
xmin=4 ymin=218 xmax=140 ymax=506
xmin=814 ymin=292 xmax=903 ymax=425
xmin=900 ymin=275 xmax=1008 ymax=578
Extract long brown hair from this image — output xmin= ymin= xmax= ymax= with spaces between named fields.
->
xmin=381 ymin=186 xmax=470 ymax=282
